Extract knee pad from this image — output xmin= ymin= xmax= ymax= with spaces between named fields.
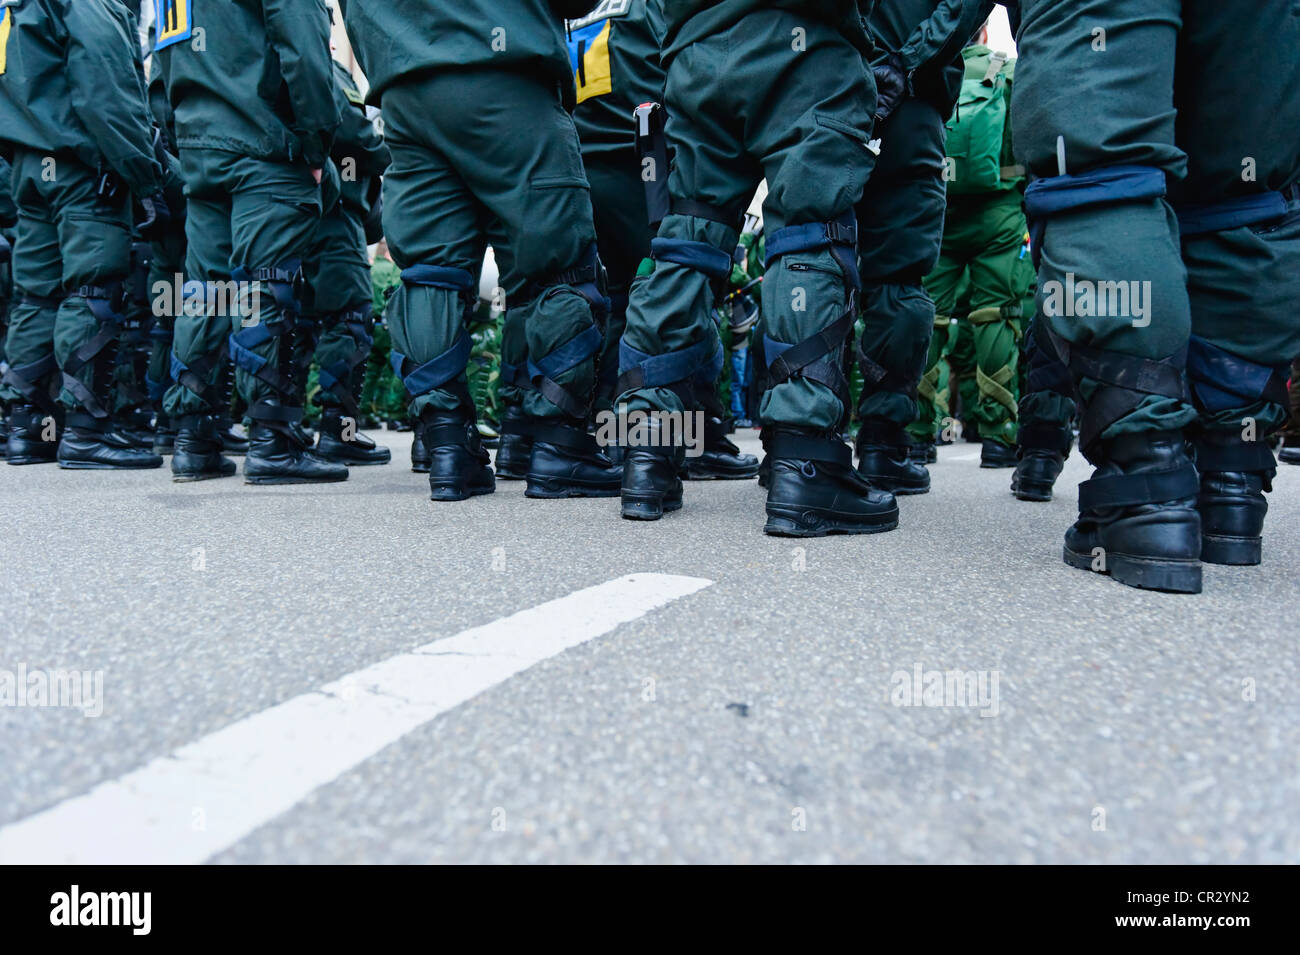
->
xmin=388 ymin=264 xmax=477 ymax=407
xmin=1186 ymin=335 xmax=1290 ymax=416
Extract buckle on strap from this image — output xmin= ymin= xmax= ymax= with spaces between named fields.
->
xmin=1078 ymin=463 xmax=1199 ymax=512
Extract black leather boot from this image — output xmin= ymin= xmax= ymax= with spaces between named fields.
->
xmin=525 ymin=419 xmax=621 ymax=498
xmin=422 ymin=412 xmax=495 ymax=501
xmin=214 ymin=416 xmax=249 ymax=455
xmin=683 ymin=416 xmax=759 ymax=480
xmin=1063 ymin=430 xmax=1201 ymax=593
xmin=1280 ymin=442 xmax=1300 ymax=466
xmin=1011 ymin=423 xmax=1072 ymax=502
xmin=854 ymin=417 xmax=930 ymax=494
xmin=243 ymin=406 xmax=348 ymax=485
xmin=908 ymin=440 xmax=937 ymax=465
xmin=763 ymin=428 xmax=899 ymax=537
xmin=316 ymin=406 xmax=391 ymax=466
xmin=494 ymin=404 xmax=533 ymax=480
xmin=1193 ymin=429 xmax=1275 ymax=566
xmin=5 ymin=404 xmax=58 ymax=465
xmin=980 ymin=438 xmax=1018 ymax=468
xmin=623 ymin=443 xmax=684 ymax=520
xmin=410 ymin=426 xmax=431 ymax=473
xmin=57 ymin=413 xmax=163 ymax=469
xmin=172 ymin=414 xmax=237 ymax=481
xmin=152 ymin=412 xmax=176 ymax=454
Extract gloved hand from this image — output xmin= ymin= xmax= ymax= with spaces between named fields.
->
xmin=872 ymin=54 xmax=909 ymax=125
xmin=135 ymin=192 xmax=172 ymax=240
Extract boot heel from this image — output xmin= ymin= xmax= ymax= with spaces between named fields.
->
xmin=1109 ymin=554 xmax=1202 ymax=594
xmin=1200 ymin=534 xmax=1261 ymax=566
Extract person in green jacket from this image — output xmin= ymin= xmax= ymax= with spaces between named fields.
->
xmin=153 ymin=0 xmax=346 ymax=484
xmin=339 ymin=0 xmax=623 ymax=502
xmin=1012 ymin=0 xmax=1300 ymax=591
xmin=0 ymin=0 xmax=170 ymax=469
xmin=568 ymin=0 xmax=758 ymax=482
xmin=302 ymin=59 xmax=392 ymax=467
xmin=919 ymin=35 xmax=1029 ymax=470
xmin=614 ymin=0 xmax=895 ymax=532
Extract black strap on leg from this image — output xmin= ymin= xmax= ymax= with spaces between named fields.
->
xmin=1078 ymin=462 xmax=1200 ymax=513
xmin=764 ymin=309 xmax=857 ymax=415
xmin=1193 ymin=428 xmax=1277 ymax=487
xmin=317 ymin=307 xmax=373 ymax=420
xmin=767 ymin=427 xmax=852 ymax=467
xmin=524 ymin=244 xmax=609 ymax=420
xmin=62 ymin=282 xmax=130 ymax=419
xmin=1 ymin=352 xmax=61 ymax=416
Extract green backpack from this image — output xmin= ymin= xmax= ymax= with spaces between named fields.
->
xmin=944 ymin=51 xmax=1011 ymax=196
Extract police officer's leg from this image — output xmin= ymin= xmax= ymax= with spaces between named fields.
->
xmin=2 ymin=152 xmax=63 ymax=465
xmin=50 ymin=157 xmax=161 ymax=469
xmin=1017 ymin=0 xmax=1200 ymax=592
xmin=378 ymin=90 xmax=493 ymax=502
xmin=854 ymin=97 xmax=946 ymax=494
xmin=1174 ymin=0 xmax=1300 ymax=564
xmin=221 ymin=155 xmax=342 ymax=485
xmin=112 ymin=240 xmax=157 ymax=447
xmin=1012 ymin=311 xmax=1076 ymax=501
xmin=145 ymin=222 xmax=185 ymax=454
xmin=1281 ymin=357 xmax=1300 ymax=465
xmin=964 ymin=191 xmax=1029 ymax=468
xmin=746 ymin=13 xmax=897 ymax=536
xmin=417 ymin=69 xmax=619 ymax=501
xmin=914 ymin=255 xmax=964 ymax=456
xmin=306 ymin=206 xmax=390 ymax=466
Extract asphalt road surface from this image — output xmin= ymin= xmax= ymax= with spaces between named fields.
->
xmin=2 ymin=429 xmax=1297 ymax=864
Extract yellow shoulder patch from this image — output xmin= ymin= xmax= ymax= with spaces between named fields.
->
xmin=573 ymin=19 xmax=613 ymax=105
xmin=0 ymin=8 xmax=12 ymax=77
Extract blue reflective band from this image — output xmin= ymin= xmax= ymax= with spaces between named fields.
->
xmin=650 ymin=238 xmax=733 ymax=280
xmin=390 ymin=333 xmax=472 ymax=396
xmin=528 ymin=323 xmax=603 ymax=381
xmin=619 ymin=334 xmax=718 ymax=389
xmin=228 ymin=323 xmax=276 ymax=375
xmin=400 ymin=264 xmax=476 ymax=292
xmin=764 ymin=211 xmax=861 ymax=290
xmin=1186 ymin=336 xmax=1289 ymax=413
xmin=1024 ymin=165 xmax=1167 ymax=221
xmin=695 ymin=340 xmax=724 ymax=387
xmin=1176 ymin=191 xmax=1291 ymax=237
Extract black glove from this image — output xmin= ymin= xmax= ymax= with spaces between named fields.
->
xmin=872 ymin=54 xmax=909 ymax=125
xmin=135 ymin=191 xmax=172 ymax=240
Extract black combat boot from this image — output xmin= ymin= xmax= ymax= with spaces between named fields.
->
xmin=57 ymin=413 xmax=163 ymax=469
xmin=1063 ymin=430 xmax=1201 ymax=593
xmin=854 ymin=417 xmax=930 ymax=494
xmin=980 ymin=438 xmax=1018 ymax=468
xmin=683 ymin=415 xmax=759 ymax=480
xmin=1192 ymin=429 xmax=1276 ymax=566
xmin=214 ymin=417 xmax=249 ymax=455
xmin=525 ymin=419 xmax=621 ymax=498
xmin=421 ymin=411 xmax=494 ymax=501
xmin=763 ymin=428 xmax=899 ymax=537
xmin=622 ymin=442 xmax=684 ymax=520
xmin=316 ymin=406 xmax=391 ymax=466
xmin=410 ymin=425 xmax=431 ymax=473
xmin=243 ymin=402 xmax=348 ymax=485
xmin=1011 ymin=423 xmax=1072 ymax=502
xmin=172 ymin=414 xmax=237 ymax=481
xmin=908 ymin=440 xmax=937 ymax=465
xmin=494 ymin=404 xmax=532 ymax=480
xmin=5 ymin=404 xmax=58 ymax=465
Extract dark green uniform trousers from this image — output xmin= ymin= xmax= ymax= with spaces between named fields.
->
xmin=164 ymin=150 xmax=322 ymax=419
xmin=303 ymin=203 xmax=373 ymax=415
xmin=379 ymin=69 xmax=600 ymax=423
xmin=2 ymin=149 xmax=133 ymax=425
xmin=854 ymin=96 xmax=948 ymax=438
xmin=620 ymin=10 xmax=875 ymax=430
xmin=1015 ymin=0 xmax=1300 ymax=449
xmin=923 ymin=190 xmax=1030 ymax=445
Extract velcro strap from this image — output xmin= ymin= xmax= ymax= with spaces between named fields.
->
xmin=765 ymin=309 xmax=856 ymax=389
xmin=391 ymin=332 xmax=472 ymax=396
xmin=1017 ymin=422 xmax=1072 ymax=454
xmin=18 ymin=292 xmax=65 ymax=310
xmin=767 ymin=429 xmax=852 ymax=467
xmin=618 ymin=335 xmax=717 ymax=392
xmin=670 ymin=197 xmax=741 ymax=227
xmin=1186 ymin=335 xmax=1290 ymax=413
xmin=1078 ymin=463 xmax=1199 ymax=512
xmin=498 ymin=359 xmax=532 ymax=390
xmin=1025 ymin=165 xmax=1167 ymax=221
xmin=247 ymin=400 xmax=304 ymax=425
xmin=1194 ymin=433 xmax=1277 ymax=475
xmin=531 ymin=420 xmax=593 ymax=452
xmin=529 ymin=324 xmax=602 ymax=382
xmin=650 ymin=238 xmax=733 ymax=280
xmin=1063 ymin=341 xmax=1186 ymax=400
xmin=1176 ymin=191 xmax=1291 ymax=237
xmin=401 ymin=264 xmax=476 ymax=292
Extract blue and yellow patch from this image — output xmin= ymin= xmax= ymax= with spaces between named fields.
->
xmin=154 ymin=0 xmax=193 ymax=52
xmin=567 ymin=18 xmax=613 ymax=105
xmin=0 ymin=6 xmax=12 ymax=76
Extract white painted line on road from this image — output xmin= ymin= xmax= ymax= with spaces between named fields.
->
xmin=948 ymin=452 xmax=980 ymax=461
xmin=0 ymin=573 xmax=712 ymax=865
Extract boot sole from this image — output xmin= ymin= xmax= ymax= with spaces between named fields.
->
xmin=683 ymin=465 xmax=760 ymax=481
xmin=319 ymin=456 xmax=391 ymax=467
xmin=1011 ymin=479 xmax=1055 ymax=502
xmin=429 ymin=483 xmax=495 ymax=502
xmin=243 ymin=474 xmax=349 ymax=485
xmin=856 ymin=473 xmax=930 ymax=496
xmin=173 ymin=469 xmax=236 ymax=483
xmin=58 ymin=459 xmax=162 ymax=470
xmin=621 ymin=493 xmax=684 ymax=520
xmin=763 ymin=505 xmax=899 ymax=538
xmin=980 ymin=461 xmax=1017 ymax=469
xmin=1063 ymin=545 xmax=1202 ymax=594
xmin=1200 ymin=534 xmax=1262 ymax=566
xmin=524 ymin=478 xmax=621 ymax=499
xmin=494 ymin=468 xmax=527 ymax=481
xmin=5 ymin=456 xmax=58 ymax=466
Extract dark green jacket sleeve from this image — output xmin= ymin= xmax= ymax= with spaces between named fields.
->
xmin=63 ymin=0 xmax=164 ymax=196
xmin=264 ymin=0 xmax=342 ymax=167
xmin=897 ymin=0 xmax=994 ymax=74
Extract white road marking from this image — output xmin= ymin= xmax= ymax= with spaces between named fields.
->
xmin=0 ymin=573 xmax=712 ymax=864
xmin=948 ymin=452 xmax=981 ymax=461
